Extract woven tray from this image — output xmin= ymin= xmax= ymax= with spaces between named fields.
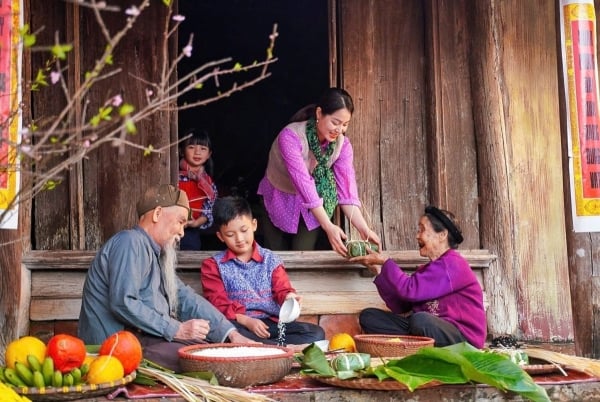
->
xmin=14 ymin=372 xmax=136 ymax=401
xmin=523 ymin=364 xmax=565 ymax=375
xmin=314 ymin=376 xmax=442 ymax=391
xmin=354 ymin=334 xmax=435 ymax=358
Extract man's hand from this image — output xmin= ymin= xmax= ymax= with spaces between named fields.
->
xmin=176 ymin=319 xmax=210 ymax=340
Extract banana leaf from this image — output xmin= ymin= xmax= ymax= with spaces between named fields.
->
xmin=297 ymin=343 xmax=336 ymax=376
xmin=299 ymin=342 xmax=550 ymax=402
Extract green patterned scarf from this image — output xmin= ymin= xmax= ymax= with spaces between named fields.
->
xmin=306 ymin=118 xmax=338 ymax=218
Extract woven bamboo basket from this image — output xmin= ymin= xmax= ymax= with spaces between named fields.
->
xmin=353 ymin=334 xmax=434 ymax=358
xmin=178 ymin=343 xmax=294 ymax=388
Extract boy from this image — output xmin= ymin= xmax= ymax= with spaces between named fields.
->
xmin=201 ymin=196 xmax=325 ymax=348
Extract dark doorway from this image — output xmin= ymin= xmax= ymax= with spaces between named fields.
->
xmin=178 ymin=0 xmax=330 ymax=202
xmin=177 ymin=0 xmax=330 ymax=248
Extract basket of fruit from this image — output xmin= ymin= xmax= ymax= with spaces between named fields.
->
xmin=179 ymin=343 xmax=294 ymax=388
xmin=2 ymin=331 xmax=142 ymax=401
xmin=353 ymin=334 xmax=434 ymax=358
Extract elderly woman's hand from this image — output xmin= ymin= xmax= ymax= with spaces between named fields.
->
xmin=349 ymin=248 xmax=386 ymax=275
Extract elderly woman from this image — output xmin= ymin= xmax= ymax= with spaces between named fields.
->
xmin=350 ymin=206 xmax=486 ymax=348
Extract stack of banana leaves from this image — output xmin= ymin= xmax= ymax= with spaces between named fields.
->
xmin=296 ymin=342 xmax=550 ymax=402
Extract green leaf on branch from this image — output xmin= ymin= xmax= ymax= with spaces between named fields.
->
xmin=31 ymin=69 xmax=48 ymax=91
xmin=43 ymin=180 xmax=61 ymax=190
xmin=143 ymin=144 xmax=154 ymax=156
xmin=51 ymin=43 xmax=73 ymax=60
xmin=233 ymin=62 xmax=242 ymax=71
xmin=125 ymin=118 xmax=137 ymax=134
xmin=162 ymin=0 xmax=172 ymax=6
xmin=90 ymin=106 xmax=113 ymax=127
xmin=19 ymin=24 xmax=36 ymax=48
xmin=119 ymin=103 xmax=135 ymax=116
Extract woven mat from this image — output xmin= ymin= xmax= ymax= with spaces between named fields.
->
xmin=106 ymin=368 xmax=600 ymax=399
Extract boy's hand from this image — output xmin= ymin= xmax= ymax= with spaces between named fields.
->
xmin=240 ymin=316 xmax=270 ymax=338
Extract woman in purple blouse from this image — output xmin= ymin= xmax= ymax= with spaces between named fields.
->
xmin=350 ymin=206 xmax=487 ymax=348
xmin=257 ymin=87 xmax=381 ymax=256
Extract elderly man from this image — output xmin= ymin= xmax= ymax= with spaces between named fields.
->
xmin=78 ymin=184 xmax=253 ymax=371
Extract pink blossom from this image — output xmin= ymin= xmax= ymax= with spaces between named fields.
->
xmin=83 ymin=140 xmax=90 ymax=148
xmin=50 ymin=71 xmax=60 ymax=84
xmin=146 ymin=89 xmax=153 ymax=97
xmin=125 ymin=6 xmax=140 ymax=16
xmin=172 ymin=14 xmax=185 ymax=22
xmin=183 ymin=45 xmax=192 ymax=58
xmin=111 ymin=94 xmax=123 ymax=107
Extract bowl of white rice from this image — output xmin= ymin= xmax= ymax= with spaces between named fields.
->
xmin=178 ymin=343 xmax=294 ymax=388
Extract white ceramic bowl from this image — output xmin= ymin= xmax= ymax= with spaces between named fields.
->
xmin=279 ymin=298 xmax=300 ymax=323
xmin=314 ymin=339 xmax=330 ymax=352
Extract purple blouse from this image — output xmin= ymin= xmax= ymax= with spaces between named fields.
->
xmin=373 ymin=249 xmax=487 ymax=348
xmin=258 ymin=125 xmax=361 ymax=233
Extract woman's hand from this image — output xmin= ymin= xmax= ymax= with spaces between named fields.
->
xmin=322 ymin=222 xmax=348 ymax=256
xmin=362 ymin=229 xmax=382 ymax=252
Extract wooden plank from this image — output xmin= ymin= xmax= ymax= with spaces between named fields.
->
xmin=30 ymin=299 xmax=81 ymax=321
xmin=339 ymin=0 xmax=427 ymax=249
xmin=30 ymin=291 xmax=386 ymax=321
xmin=424 ymin=0 xmax=480 ymax=248
xmin=23 ymin=249 xmax=496 ymax=270
xmin=31 ymin=272 xmax=86 ymax=298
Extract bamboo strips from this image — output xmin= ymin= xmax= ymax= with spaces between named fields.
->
xmin=524 ymin=348 xmax=600 ymax=378
xmin=136 ymin=366 xmax=276 ymax=402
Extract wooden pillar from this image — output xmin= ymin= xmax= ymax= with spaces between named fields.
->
xmin=560 ymin=0 xmax=600 ymax=358
xmin=469 ymin=0 xmax=573 ymax=340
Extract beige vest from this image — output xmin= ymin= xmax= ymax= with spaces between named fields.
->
xmin=265 ymin=121 xmax=344 ymax=194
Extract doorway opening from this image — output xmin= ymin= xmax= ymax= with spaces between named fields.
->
xmin=177 ymin=0 xmax=330 ymax=248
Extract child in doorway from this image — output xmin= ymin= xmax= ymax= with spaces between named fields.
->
xmin=201 ymin=196 xmax=326 ymax=348
xmin=178 ymin=129 xmax=218 ymax=250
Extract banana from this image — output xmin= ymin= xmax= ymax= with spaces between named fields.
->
xmin=4 ymin=367 xmax=27 ymax=387
xmin=14 ymin=362 xmax=34 ymax=386
xmin=32 ymin=370 xmax=45 ymax=389
xmin=52 ymin=369 xmax=63 ymax=388
xmin=79 ymin=362 xmax=90 ymax=377
xmin=70 ymin=367 xmax=82 ymax=385
xmin=41 ymin=357 xmax=54 ymax=386
xmin=26 ymin=355 xmax=42 ymax=372
xmin=63 ymin=373 xmax=74 ymax=387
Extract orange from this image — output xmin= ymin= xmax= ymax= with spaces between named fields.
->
xmin=99 ymin=330 xmax=142 ymax=375
xmin=5 ymin=336 xmax=47 ymax=369
xmin=86 ymin=355 xmax=124 ymax=384
xmin=46 ymin=334 xmax=87 ymax=373
xmin=329 ymin=333 xmax=356 ymax=352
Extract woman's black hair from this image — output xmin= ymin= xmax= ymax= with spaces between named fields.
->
xmin=179 ymin=129 xmax=214 ymax=176
xmin=424 ymin=206 xmax=464 ymax=249
xmin=289 ymin=87 xmax=354 ymax=123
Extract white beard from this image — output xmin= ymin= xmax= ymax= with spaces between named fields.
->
xmin=161 ymin=239 xmax=179 ymax=318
